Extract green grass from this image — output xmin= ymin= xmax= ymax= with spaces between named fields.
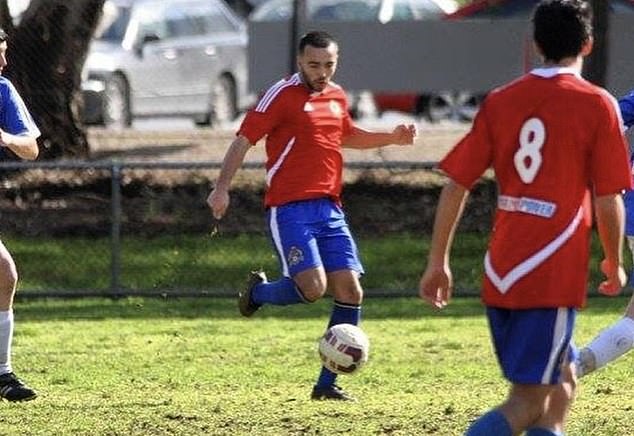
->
xmin=1 ymin=296 xmax=633 ymax=435
xmin=6 ymin=232 xmax=624 ymax=296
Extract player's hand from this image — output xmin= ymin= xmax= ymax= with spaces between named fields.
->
xmin=419 ymin=263 xmax=452 ymax=309
xmin=207 ymin=188 xmax=230 ymax=220
xmin=598 ymin=259 xmax=627 ymax=296
xmin=392 ymin=124 xmax=417 ymax=145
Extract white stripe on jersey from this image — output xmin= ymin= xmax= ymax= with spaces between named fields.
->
xmin=485 ymin=206 xmax=583 ymax=294
xmin=269 ymin=207 xmax=290 ymax=277
xmin=266 ymin=137 xmax=295 ymax=187
xmin=256 ymin=73 xmax=301 ymax=113
xmin=541 ymin=308 xmax=569 ymax=384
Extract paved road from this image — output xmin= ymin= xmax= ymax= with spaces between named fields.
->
xmin=87 ymin=112 xmax=471 ymax=164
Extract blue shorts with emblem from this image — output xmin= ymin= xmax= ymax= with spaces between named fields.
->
xmin=486 ymin=307 xmax=577 ymax=385
xmin=266 ymin=198 xmax=364 ymax=278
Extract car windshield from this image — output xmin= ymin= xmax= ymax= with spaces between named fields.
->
xmin=94 ymin=2 xmax=132 ymax=42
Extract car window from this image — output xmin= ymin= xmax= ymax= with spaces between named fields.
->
xmin=165 ymin=4 xmax=199 ymax=37
xmin=397 ymin=0 xmax=445 ymax=20
xmin=197 ymin=1 xmax=240 ymax=33
xmin=312 ymin=1 xmax=380 ymax=21
xmin=136 ymin=5 xmax=171 ymax=40
xmin=95 ymin=1 xmax=131 ymax=42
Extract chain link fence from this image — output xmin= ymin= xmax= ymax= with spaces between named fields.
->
xmin=0 ymin=159 xmax=496 ymax=299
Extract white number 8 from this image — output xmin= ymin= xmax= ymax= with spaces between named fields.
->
xmin=514 ymin=117 xmax=546 ymax=184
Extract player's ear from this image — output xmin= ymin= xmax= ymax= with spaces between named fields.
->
xmin=532 ymin=40 xmax=544 ymax=63
xmin=580 ymin=36 xmax=593 ymax=57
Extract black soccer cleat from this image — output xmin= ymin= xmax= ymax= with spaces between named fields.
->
xmin=0 ymin=372 xmax=37 ymax=402
xmin=238 ymin=270 xmax=267 ymax=317
xmin=311 ymin=384 xmax=356 ymax=401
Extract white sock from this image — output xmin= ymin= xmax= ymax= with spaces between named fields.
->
xmin=0 ymin=310 xmax=13 ymax=374
xmin=585 ymin=317 xmax=634 ymax=370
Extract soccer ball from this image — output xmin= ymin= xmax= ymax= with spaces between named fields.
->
xmin=318 ymin=323 xmax=369 ymax=375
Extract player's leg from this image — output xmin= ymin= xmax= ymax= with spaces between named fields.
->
xmin=576 ymin=235 xmax=634 ymax=376
xmin=0 ymin=241 xmax=35 ymax=401
xmin=311 ymin=202 xmax=364 ymax=401
xmin=311 ymin=269 xmax=362 ymax=401
xmin=466 ymin=307 xmax=575 ymax=435
xmin=238 ymin=202 xmax=323 ymax=316
xmin=576 ymin=296 xmax=634 ymax=376
xmin=526 ymin=357 xmax=577 ymax=435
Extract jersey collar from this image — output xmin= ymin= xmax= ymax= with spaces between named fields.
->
xmin=530 ymin=66 xmax=581 ymax=78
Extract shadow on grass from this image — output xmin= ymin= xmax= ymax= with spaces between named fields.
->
xmin=12 ymin=294 xmax=630 ymax=322
xmin=12 ymin=296 xmax=480 ymax=321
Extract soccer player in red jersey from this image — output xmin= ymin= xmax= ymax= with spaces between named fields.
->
xmin=418 ymin=1 xmax=631 ymax=435
xmin=207 ymin=30 xmax=416 ymax=401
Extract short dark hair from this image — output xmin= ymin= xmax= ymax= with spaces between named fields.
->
xmin=532 ymin=0 xmax=593 ymax=62
xmin=298 ymin=30 xmax=337 ymax=54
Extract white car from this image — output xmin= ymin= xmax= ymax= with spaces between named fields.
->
xmin=82 ymin=0 xmax=252 ymax=128
xmin=250 ymin=0 xmax=457 ymax=22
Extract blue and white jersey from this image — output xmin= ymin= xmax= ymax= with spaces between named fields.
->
xmin=0 ymin=76 xmax=40 ymax=138
xmin=620 ymin=89 xmax=634 ymax=236
xmin=621 ymin=89 xmax=634 ymax=129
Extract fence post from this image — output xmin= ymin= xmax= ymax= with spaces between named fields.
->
xmin=110 ymin=161 xmax=122 ymax=296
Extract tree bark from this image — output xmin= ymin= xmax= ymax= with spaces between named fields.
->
xmin=0 ymin=0 xmax=105 ymax=159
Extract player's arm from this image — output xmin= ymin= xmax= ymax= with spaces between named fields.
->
xmin=0 ymin=130 xmax=38 ymax=160
xmin=341 ymin=124 xmax=417 ymax=149
xmin=618 ymin=90 xmax=634 ymax=129
xmin=595 ymin=193 xmax=627 ymax=295
xmin=419 ymin=180 xmax=469 ymax=308
xmin=207 ymin=134 xmax=252 ymax=219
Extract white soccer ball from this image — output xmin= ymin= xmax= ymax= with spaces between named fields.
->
xmin=318 ymin=323 xmax=369 ymax=375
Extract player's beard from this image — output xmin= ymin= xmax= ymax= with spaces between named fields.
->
xmin=298 ymin=66 xmax=328 ymax=92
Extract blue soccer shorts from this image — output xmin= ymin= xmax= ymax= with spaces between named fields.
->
xmin=486 ymin=306 xmax=577 ymax=385
xmin=266 ymin=198 xmax=364 ymax=278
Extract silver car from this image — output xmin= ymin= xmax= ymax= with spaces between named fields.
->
xmin=81 ymin=0 xmax=252 ymax=128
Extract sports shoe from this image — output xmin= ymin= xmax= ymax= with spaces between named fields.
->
xmin=0 ymin=372 xmax=36 ymax=402
xmin=238 ymin=270 xmax=266 ymax=317
xmin=311 ymin=384 xmax=356 ymax=401
xmin=575 ymin=348 xmax=597 ymax=378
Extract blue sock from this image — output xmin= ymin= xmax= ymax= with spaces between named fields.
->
xmin=465 ymin=410 xmax=512 ymax=436
xmin=251 ymin=277 xmax=306 ymax=306
xmin=316 ymin=301 xmax=361 ymax=388
xmin=526 ymin=428 xmax=562 ymax=436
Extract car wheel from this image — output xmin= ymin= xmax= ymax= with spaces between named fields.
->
xmin=454 ymin=91 xmax=483 ymax=122
xmin=425 ymin=92 xmax=454 ymax=123
xmin=102 ymin=75 xmax=131 ymax=129
xmin=199 ymin=75 xmax=236 ymax=127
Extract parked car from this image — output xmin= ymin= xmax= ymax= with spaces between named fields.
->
xmin=250 ymin=0 xmax=458 ymax=22
xmin=249 ymin=0 xmax=458 ymax=120
xmin=447 ymin=0 xmax=634 ymax=19
xmin=81 ymin=0 xmax=252 ymax=128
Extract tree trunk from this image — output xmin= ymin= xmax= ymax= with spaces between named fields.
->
xmin=582 ymin=0 xmax=609 ymax=87
xmin=0 ymin=0 xmax=105 ymax=159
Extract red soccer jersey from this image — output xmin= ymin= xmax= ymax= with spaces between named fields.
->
xmin=440 ymin=68 xmax=632 ymax=309
xmin=238 ymin=73 xmax=355 ymax=207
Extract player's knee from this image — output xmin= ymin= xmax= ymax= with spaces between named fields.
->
xmin=299 ymin=283 xmax=327 ymax=302
xmin=294 ymin=269 xmax=328 ymax=302
xmin=334 ymin=286 xmax=363 ymax=305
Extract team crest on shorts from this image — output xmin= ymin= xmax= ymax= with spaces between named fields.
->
xmin=287 ymin=246 xmax=304 ymax=266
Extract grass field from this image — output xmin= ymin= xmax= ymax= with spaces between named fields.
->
xmin=1 ymin=296 xmax=632 ymax=435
